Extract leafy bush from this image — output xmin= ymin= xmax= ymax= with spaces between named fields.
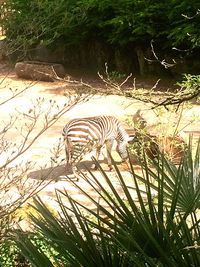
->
xmin=1 ymin=0 xmax=87 ymax=55
xmin=0 ymin=239 xmax=29 ymax=267
xmin=168 ymin=0 xmax=200 ymax=48
xmin=13 ymin=139 xmax=200 ymax=266
xmin=1 ymin=0 xmax=200 ymax=56
xmin=177 ymin=74 xmax=200 ymax=90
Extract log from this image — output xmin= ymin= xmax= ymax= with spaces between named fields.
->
xmin=15 ymin=61 xmax=66 ymax=82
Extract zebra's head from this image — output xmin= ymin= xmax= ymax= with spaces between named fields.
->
xmin=116 ymin=136 xmax=135 ymax=160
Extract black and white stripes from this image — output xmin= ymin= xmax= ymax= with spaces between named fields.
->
xmin=62 ymin=115 xmax=134 ymax=175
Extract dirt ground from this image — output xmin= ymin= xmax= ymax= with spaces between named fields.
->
xmin=0 ymin=69 xmax=199 ymax=228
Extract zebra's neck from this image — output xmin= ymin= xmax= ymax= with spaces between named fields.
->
xmin=116 ymin=122 xmax=129 ymax=143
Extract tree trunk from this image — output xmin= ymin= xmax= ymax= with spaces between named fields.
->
xmin=135 ymin=47 xmax=146 ymax=75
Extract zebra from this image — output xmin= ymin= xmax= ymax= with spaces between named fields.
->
xmin=62 ymin=115 xmax=134 ymax=179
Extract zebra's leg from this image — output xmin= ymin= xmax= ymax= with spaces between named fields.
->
xmin=105 ymin=140 xmax=114 ymax=171
xmin=71 ymin=164 xmax=80 ymax=181
xmin=64 ymin=138 xmax=72 ymax=170
xmin=61 ymin=140 xmax=80 ymax=181
xmin=91 ymin=145 xmax=102 ymax=170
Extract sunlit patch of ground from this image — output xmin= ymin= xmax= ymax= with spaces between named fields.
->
xmin=0 ymin=68 xmax=199 ymax=229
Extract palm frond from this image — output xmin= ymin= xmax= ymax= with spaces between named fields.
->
xmin=13 ymin=139 xmax=200 ymax=266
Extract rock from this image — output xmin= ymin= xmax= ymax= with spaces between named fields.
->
xmin=15 ymin=61 xmax=66 ymax=82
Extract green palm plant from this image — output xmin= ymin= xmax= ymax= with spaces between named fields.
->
xmin=15 ymin=193 xmax=134 ymax=267
xmin=14 ymin=139 xmax=200 ymax=266
xmin=136 ymin=138 xmax=200 ymax=215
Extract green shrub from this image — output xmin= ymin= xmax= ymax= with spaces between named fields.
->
xmin=0 ymin=239 xmax=29 ymax=267
xmin=1 ymin=0 xmax=200 ymax=56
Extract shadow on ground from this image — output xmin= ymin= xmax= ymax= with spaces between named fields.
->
xmin=27 ymin=159 xmax=119 ymax=181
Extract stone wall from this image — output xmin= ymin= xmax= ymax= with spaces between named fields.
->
xmin=11 ymin=41 xmax=200 ymax=77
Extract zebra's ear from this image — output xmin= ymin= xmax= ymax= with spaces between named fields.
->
xmin=127 ymin=136 xmax=135 ymax=144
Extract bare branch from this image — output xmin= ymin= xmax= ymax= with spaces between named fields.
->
xmin=145 ymin=40 xmax=176 ymax=69
xmin=0 ymin=80 xmax=37 ymax=106
xmin=97 ymin=62 xmax=132 ymax=94
xmin=182 ymin=9 xmax=200 ymax=20
xmin=0 ymin=74 xmax=93 ymax=234
xmin=98 ymin=64 xmax=200 ymax=110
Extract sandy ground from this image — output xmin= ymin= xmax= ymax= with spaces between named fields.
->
xmin=0 ymin=70 xmax=199 ymax=228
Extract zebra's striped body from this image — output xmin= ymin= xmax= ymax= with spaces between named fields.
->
xmin=62 ymin=116 xmax=133 ymax=176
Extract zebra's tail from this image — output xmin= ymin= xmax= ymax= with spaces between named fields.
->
xmin=62 ymin=127 xmax=68 ymax=139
